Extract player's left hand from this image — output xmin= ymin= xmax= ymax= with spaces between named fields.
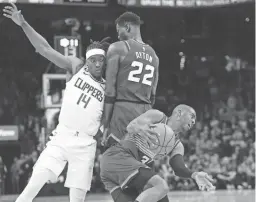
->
xmin=192 ymin=172 xmax=216 ymax=191
xmin=3 ymin=3 xmax=25 ymax=26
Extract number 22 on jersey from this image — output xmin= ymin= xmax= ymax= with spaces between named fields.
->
xmin=128 ymin=61 xmax=155 ymax=86
xmin=141 ymin=155 xmax=153 ymax=165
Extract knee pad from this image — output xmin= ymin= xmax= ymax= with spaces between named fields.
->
xmin=69 ymin=188 xmax=87 ymax=202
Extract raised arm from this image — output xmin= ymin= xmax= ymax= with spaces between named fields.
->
xmin=150 ymin=56 xmax=159 ymax=106
xmin=3 ymin=3 xmax=82 ymax=73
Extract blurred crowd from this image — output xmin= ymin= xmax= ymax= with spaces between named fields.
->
xmin=155 ymin=108 xmax=255 ymax=191
xmin=153 ymin=58 xmax=255 ymax=191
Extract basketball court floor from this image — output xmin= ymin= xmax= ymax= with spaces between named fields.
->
xmin=1 ymin=190 xmax=254 ymax=202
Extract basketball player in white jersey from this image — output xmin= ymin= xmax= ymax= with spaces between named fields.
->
xmin=3 ymin=3 xmax=110 ymax=202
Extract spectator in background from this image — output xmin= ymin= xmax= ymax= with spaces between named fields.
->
xmin=219 ymin=134 xmax=233 ymax=158
xmin=0 ymin=156 xmax=7 ymax=194
xmin=208 ymin=154 xmax=221 ymax=176
xmin=20 ymin=151 xmax=38 ymax=186
xmin=220 ymin=95 xmax=247 ymax=121
xmin=17 ymin=153 xmax=29 ymax=192
xmin=216 ymin=157 xmax=236 ymax=189
xmin=236 ymin=148 xmax=255 ymax=189
xmin=10 ymin=157 xmax=20 ymax=194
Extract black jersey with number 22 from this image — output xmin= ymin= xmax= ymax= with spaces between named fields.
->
xmin=116 ymin=39 xmax=158 ymax=104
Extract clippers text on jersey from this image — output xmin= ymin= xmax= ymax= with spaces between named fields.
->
xmin=74 ymin=77 xmax=104 ymax=106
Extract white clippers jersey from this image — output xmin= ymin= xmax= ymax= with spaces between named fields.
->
xmin=58 ymin=67 xmax=105 ymax=136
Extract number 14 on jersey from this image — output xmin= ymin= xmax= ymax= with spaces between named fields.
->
xmin=77 ymin=93 xmax=91 ymax=108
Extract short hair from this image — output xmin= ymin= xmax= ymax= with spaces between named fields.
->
xmin=115 ymin=12 xmax=141 ymax=26
xmin=172 ymin=104 xmax=196 ymax=118
xmin=86 ymin=37 xmax=111 ymax=53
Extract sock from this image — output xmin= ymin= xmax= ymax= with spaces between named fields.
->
xmin=69 ymin=188 xmax=87 ymax=202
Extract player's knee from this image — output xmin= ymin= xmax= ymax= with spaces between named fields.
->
xmin=69 ymin=188 xmax=87 ymax=202
xmin=158 ymin=179 xmax=169 ymax=196
xmin=162 ymin=181 xmax=169 ymax=194
xmin=146 ymin=175 xmax=169 ymax=196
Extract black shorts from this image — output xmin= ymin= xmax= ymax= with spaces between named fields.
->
xmin=100 ymin=144 xmax=155 ymax=193
xmin=107 ymin=101 xmax=152 ymax=146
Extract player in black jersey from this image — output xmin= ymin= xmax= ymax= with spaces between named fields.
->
xmin=100 ymin=105 xmax=215 ymax=202
xmin=102 ymin=12 xmax=159 ymax=147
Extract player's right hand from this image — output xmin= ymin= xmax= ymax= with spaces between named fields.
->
xmin=137 ymin=124 xmax=160 ymax=148
xmin=192 ymin=172 xmax=216 ymax=191
xmin=3 ymin=3 xmax=25 ymax=26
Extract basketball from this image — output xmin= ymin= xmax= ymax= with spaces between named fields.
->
xmin=149 ymin=123 xmax=176 ymax=158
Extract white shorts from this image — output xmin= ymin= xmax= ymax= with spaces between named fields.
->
xmin=34 ymin=125 xmax=97 ymax=191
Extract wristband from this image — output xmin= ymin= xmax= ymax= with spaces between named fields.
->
xmin=105 ymin=96 xmax=116 ymax=104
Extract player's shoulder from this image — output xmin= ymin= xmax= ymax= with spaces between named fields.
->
xmin=146 ymin=44 xmax=158 ymax=56
xmin=146 ymin=45 xmax=159 ymax=66
xmin=175 ymin=141 xmax=185 ymax=154
xmin=66 ymin=56 xmax=84 ymax=74
xmin=67 ymin=56 xmax=83 ymax=66
xmin=147 ymin=109 xmax=165 ymax=118
xmin=155 ymin=54 xmax=159 ymax=64
xmin=168 ymin=140 xmax=185 ymax=159
xmin=109 ymin=41 xmax=126 ymax=50
xmin=150 ymin=48 xmax=159 ymax=64
xmin=144 ymin=109 xmax=167 ymax=124
xmin=108 ymin=41 xmax=127 ymax=54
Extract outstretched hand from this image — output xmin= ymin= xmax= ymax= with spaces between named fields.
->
xmin=192 ymin=172 xmax=216 ymax=191
xmin=3 ymin=3 xmax=25 ymax=26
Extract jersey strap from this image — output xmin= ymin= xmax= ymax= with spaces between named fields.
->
xmin=124 ymin=40 xmax=130 ymax=51
xmin=159 ymin=114 xmax=168 ymax=124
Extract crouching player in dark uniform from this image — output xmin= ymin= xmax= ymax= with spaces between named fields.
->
xmin=100 ymin=105 xmax=215 ymax=202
